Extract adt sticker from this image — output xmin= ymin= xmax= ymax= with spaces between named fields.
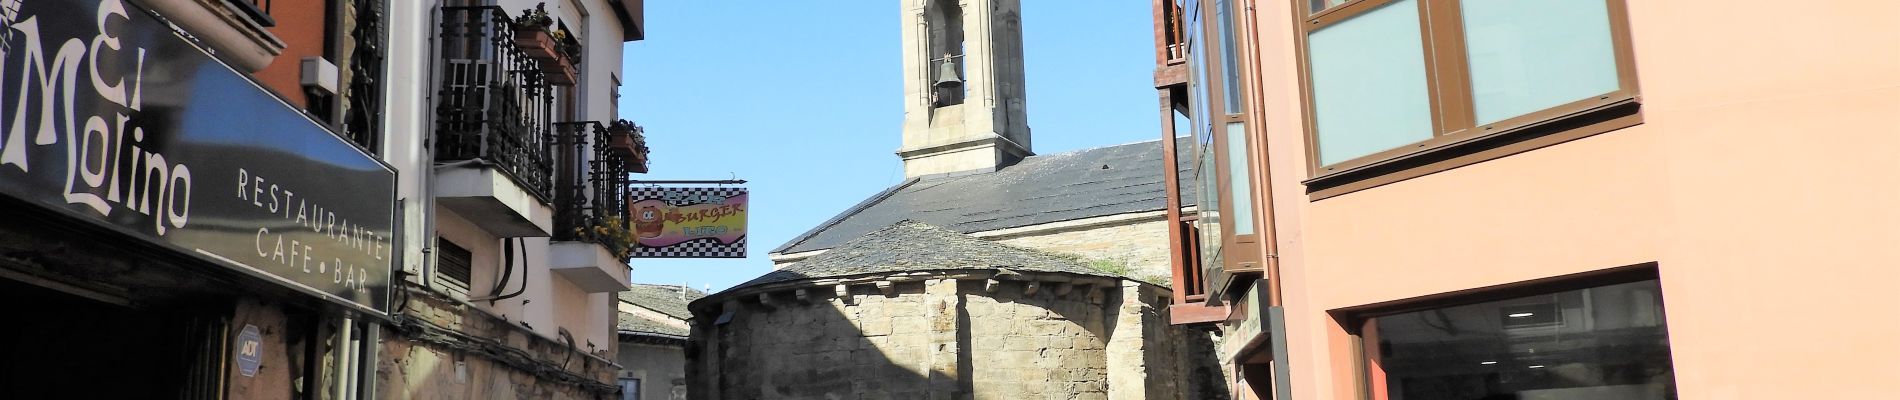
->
xmin=236 ymin=325 xmax=263 ymax=377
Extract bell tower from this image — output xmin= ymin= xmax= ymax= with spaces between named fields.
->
xmin=898 ymin=0 xmax=1031 ymax=178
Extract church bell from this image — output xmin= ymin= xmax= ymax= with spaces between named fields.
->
xmin=934 ymin=60 xmax=962 ymax=87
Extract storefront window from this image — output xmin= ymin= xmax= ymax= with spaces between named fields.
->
xmin=1362 ymin=279 xmax=1677 ymax=399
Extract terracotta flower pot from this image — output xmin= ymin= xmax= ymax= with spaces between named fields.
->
xmin=607 ymin=131 xmax=639 ymax=158
xmin=513 ymin=28 xmax=558 ymax=60
xmin=541 ymin=56 xmax=577 ymax=86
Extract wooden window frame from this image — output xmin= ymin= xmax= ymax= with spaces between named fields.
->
xmin=1295 ymin=0 xmax=1642 ymax=198
xmin=1340 ymin=264 xmax=1664 ymax=400
xmin=1195 ymin=0 xmax=1264 ymax=288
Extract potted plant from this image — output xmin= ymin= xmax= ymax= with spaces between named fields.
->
xmin=572 ymin=215 xmax=636 ymax=260
xmin=606 ymin=120 xmax=648 ymax=170
xmin=539 ymin=29 xmax=579 ymax=86
xmin=556 ymin=28 xmax=583 ymax=65
xmin=512 ymin=3 xmax=558 ymax=60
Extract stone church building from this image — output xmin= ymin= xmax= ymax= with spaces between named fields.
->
xmin=688 ymin=222 xmax=1221 ymax=398
xmin=685 ymin=0 xmax=1222 ymax=398
xmin=766 ymin=0 xmax=1193 ymax=284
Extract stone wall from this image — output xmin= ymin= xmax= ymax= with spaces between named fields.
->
xmin=687 ymin=273 xmax=1221 ymax=400
xmin=965 ymin=279 xmax=1110 ymax=398
xmin=377 ymin=287 xmax=619 ymax=399
xmin=988 ymin=217 xmax=1173 ymax=281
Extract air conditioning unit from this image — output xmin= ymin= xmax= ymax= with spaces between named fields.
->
xmin=300 ymin=57 xmax=339 ymax=96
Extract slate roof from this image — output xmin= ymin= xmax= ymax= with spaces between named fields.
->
xmin=772 ymin=137 xmax=1197 ymax=255
xmin=616 ymin=284 xmax=702 ymax=337
xmin=617 ymin=283 xmax=705 ymax=320
xmin=722 ymin=221 xmax=1122 ymax=294
xmin=616 ymin=311 xmax=689 ymax=337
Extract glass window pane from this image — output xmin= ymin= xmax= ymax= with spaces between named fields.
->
xmin=1463 ymin=0 xmax=1620 ymax=125
xmin=1174 ymin=110 xmax=1195 ymax=200
xmin=1197 ymin=149 xmax=1223 ymax=266
xmin=1217 ymin=0 xmax=1243 ymax=114
xmin=1310 ymin=0 xmax=1348 ymax=14
xmin=1224 ymin=122 xmax=1253 ymax=235
xmin=1368 ymin=279 xmax=1677 ymax=399
xmin=1308 ymin=0 xmax=1434 ymax=166
xmin=619 ymin=378 xmax=641 ymax=400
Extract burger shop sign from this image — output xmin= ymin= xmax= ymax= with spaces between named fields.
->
xmin=628 ymin=187 xmax=748 ymax=258
xmin=0 ymin=0 xmax=397 ymax=313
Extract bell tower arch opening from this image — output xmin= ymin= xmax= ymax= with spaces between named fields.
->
xmin=899 ymin=0 xmax=1033 ymax=179
xmin=926 ymin=0 xmax=965 ymax=106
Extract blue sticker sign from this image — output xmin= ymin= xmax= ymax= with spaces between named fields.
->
xmin=236 ymin=325 xmax=263 ymax=377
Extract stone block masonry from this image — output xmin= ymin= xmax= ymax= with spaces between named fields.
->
xmin=378 ymin=287 xmax=620 ymax=400
xmin=991 ymin=217 xmax=1174 ymax=282
xmin=686 ymin=271 xmax=1222 ymax=400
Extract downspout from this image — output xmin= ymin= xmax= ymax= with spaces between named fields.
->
xmin=358 ymin=322 xmax=381 ymax=399
xmin=1241 ymin=0 xmax=1291 ymax=399
xmin=415 ymin=0 xmax=441 ymax=311
xmin=345 ymin=321 xmax=362 ymax=399
xmin=332 ymin=315 xmax=356 ymax=400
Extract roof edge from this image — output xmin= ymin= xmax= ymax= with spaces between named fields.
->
xmin=689 ymin=267 xmax=1169 ymax=314
xmin=770 ymin=207 xmax=1188 ymax=258
xmin=770 ymin=177 xmax=922 ymax=254
xmin=617 ymin=330 xmax=688 ymax=344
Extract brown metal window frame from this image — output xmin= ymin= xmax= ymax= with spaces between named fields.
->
xmin=1339 ymin=263 xmax=1664 ymax=400
xmin=1295 ymin=0 xmax=1642 ymax=199
xmin=1197 ymin=0 xmax=1264 ymax=285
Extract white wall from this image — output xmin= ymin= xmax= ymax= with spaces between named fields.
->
xmin=383 ymin=0 xmax=634 ymax=352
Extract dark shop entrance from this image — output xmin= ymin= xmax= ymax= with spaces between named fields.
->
xmin=0 ymin=273 xmax=228 ymax=399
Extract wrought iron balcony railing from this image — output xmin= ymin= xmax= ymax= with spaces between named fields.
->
xmin=435 ymin=6 xmax=555 ymax=202
xmin=552 ymin=122 xmax=633 ymax=251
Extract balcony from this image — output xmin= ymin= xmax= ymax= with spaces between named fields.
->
xmin=1152 ymin=0 xmax=1189 ymax=87
xmin=547 ymin=121 xmax=641 ymax=293
xmin=433 ymin=6 xmax=556 ymax=237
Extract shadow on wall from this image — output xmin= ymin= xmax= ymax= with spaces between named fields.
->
xmin=684 ymin=270 xmax=1230 ymax=399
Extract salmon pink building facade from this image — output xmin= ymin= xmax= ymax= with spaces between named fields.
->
xmin=1155 ymin=0 xmax=1900 ymax=399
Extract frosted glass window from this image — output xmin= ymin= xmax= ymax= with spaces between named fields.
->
xmin=1225 ymin=122 xmax=1254 ymax=235
xmin=1308 ymin=0 xmax=1434 ymax=166
xmin=1463 ymin=0 xmax=1620 ymax=125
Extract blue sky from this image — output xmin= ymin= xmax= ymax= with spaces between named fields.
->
xmin=617 ymin=1 xmax=1160 ymax=292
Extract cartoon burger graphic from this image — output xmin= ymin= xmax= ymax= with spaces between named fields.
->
xmin=634 ymin=205 xmax=665 ymax=239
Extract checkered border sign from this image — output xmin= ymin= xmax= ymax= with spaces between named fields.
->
xmin=629 ymin=187 xmax=747 ymax=259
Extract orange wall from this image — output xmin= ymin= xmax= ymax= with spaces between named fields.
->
xmin=1246 ymin=1 xmax=1900 ymax=399
xmin=253 ymin=1 xmax=331 ymax=109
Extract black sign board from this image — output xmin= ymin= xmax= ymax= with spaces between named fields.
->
xmin=0 ymin=0 xmax=396 ymax=313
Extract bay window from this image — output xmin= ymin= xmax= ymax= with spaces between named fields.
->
xmin=1300 ymin=0 xmax=1639 ymax=183
xmin=1187 ymin=0 xmax=1262 ymax=298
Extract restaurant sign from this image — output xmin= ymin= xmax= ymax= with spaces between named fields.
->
xmin=628 ymin=187 xmax=747 ymax=258
xmin=0 ymin=0 xmax=397 ymax=313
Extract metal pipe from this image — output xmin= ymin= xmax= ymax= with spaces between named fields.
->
xmin=344 ymin=322 xmax=361 ymax=400
xmin=359 ymin=323 xmax=381 ymax=399
xmin=1239 ymin=1 xmax=1290 ymax=398
xmin=332 ymin=315 xmax=354 ymax=400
